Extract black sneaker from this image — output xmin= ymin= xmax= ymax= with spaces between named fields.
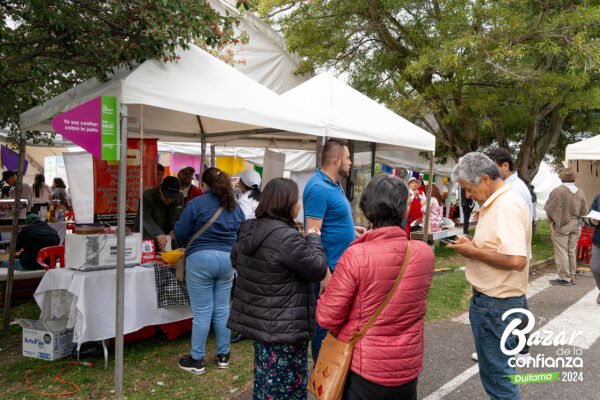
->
xmin=231 ymin=333 xmax=247 ymax=343
xmin=216 ymin=352 xmax=230 ymax=369
xmin=549 ymin=279 xmax=572 ymax=286
xmin=179 ymin=355 xmax=205 ymax=374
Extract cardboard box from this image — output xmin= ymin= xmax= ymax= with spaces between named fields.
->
xmin=18 ymin=318 xmax=74 ymax=361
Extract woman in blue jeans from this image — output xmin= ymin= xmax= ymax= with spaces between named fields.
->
xmin=174 ymin=167 xmax=244 ymax=374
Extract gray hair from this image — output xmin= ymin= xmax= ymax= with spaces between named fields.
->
xmin=451 ymin=152 xmax=501 ymax=185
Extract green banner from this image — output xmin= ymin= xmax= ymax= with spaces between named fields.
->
xmin=101 ymin=96 xmax=119 ymax=161
xmin=506 ymin=372 xmax=560 ymax=385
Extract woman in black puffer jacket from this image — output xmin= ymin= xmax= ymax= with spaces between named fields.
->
xmin=228 ymin=177 xmax=328 ymax=400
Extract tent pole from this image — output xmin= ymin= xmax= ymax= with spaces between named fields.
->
xmin=115 ymin=104 xmax=128 ymax=399
xmin=422 ymin=151 xmax=434 ymax=243
xmin=370 ymin=142 xmax=376 ymax=178
xmin=197 ymin=116 xmax=206 ymax=177
xmin=2 ymin=131 xmax=26 ymax=332
xmin=210 ymin=145 xmax=216 ymax=168
xmin=200 ymin=133 xmax=206 ymax=176
xmin=316 ymin=136 xmax=326 ymax=169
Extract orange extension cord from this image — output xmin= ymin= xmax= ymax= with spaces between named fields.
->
xmin=25 ymin=360 xmax=94 ymax=397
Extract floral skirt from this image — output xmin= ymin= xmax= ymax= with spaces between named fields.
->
xmin=253 ymin=341 xmax=308 ymax=400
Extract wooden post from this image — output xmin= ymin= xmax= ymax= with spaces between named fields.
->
xmin=422 ymin=151 xmax=435 ymax=243
xmin=2 ymin=132 xmax=26 ymax=332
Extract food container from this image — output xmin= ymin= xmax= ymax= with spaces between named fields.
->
xmin=159 ymin=250 xmax=185 ymax=265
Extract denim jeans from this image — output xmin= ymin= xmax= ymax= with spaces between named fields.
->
xmin=185 ymin=249 xmax=234 ymax=360
xmin=591 ymin=245 xmax=600 ymax=290
xmin=311 ymin=281 xmax=328 ymax=362
xmin=0 ymin=259 xmax=25 ymax=271
xmin=470 ymin=290 xmax=525 ymax=400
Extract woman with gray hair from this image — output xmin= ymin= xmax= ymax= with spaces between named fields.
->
xmin=448 ymin=152 xmax=531 ymax=400
xmin=317 ymin=174 xmax=434 ymax=399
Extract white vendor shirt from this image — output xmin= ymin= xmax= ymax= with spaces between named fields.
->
xmin=505 ymin=173 xmax=534 ymax=223
xmin=238 ymin=191 xmax=259 ymax=220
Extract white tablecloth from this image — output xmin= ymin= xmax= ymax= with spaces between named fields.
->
xmin=34 ymin=266 xmax=192 ymax=346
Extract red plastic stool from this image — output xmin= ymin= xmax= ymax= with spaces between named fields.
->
xmin=37 ymin=245 xmax=65 ymax=270
xmin=577 ymin=227 xmax=594 ymax=264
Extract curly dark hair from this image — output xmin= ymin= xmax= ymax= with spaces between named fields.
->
xmin=201 ymin=167 xmax=236 ymax=210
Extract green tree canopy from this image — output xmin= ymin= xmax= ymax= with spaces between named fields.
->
xmin=259 ymin=0 xmax=600 ymax=182
xmin=1 ymin=0 xmax=249 ymax=145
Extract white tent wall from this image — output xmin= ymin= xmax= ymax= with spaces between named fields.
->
xmin=570 ymin=160 xmax=600 ymax=207
xmin=531 ymin=161 xmax=562 ymax=220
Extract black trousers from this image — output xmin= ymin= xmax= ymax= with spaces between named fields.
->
xmin=462 ymin=204 xmax=473 ymax=234
xmin=343 ymin=372 xmax=417 ymax=400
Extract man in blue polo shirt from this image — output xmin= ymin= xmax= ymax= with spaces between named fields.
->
xmin=304 ymin=138 xmax=365 ymax=361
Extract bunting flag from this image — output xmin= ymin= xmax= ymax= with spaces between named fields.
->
xmin=381 ymin=164 xmax=394 ymax=174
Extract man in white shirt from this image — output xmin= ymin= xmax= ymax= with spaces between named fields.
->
xmin=486 ymin=148 xmax=534 ymax=222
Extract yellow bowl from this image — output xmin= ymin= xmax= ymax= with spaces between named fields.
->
xmin=159 ymin=250 xmax=185 ymax=265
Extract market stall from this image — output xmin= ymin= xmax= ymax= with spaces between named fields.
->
xmin=19 ymin=45 xmax=436 ymax=394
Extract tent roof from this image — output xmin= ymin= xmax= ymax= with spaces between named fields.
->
xmin=565 ymin=135 xmax=600 ymax=161
xmin=280 ymin=73 xmax=436 ymax=152
xmin=20 ymin=46 xmax=435 ymax=152
xmin=20 ymin=45 xmax=323 ymax=149
xmin=209 ymin=0 xmax=310 ymax=94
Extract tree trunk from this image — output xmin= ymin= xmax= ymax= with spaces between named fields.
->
xmin=517 ymin=105 xmax=564 ymax=184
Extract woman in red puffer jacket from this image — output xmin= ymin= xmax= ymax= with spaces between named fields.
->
xmin=317 ymin=174 xmax=434 ymax=400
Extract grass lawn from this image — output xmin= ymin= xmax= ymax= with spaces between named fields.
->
xmin=0 ymin=220 xmax=555 ymax=398
xmin=0 ymin=302 xmax=254 ymax=399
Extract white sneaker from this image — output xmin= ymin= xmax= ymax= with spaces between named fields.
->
xmin=471 ymin=352 xmax=478 ymax=362
xmin=516 ymin=352 xmax=532 ymax=360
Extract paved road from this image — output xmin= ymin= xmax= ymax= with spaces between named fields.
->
xmin=420 ymin=267 xmax=599 ymax=400
xmin=233 ymin=267 xmax=599 ymax=400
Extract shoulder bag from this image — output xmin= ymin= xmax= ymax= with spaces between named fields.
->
xmin=175 ymin=206 xmax=224 ymax=283
xmin=307 ymin=240 xmax=413 ymax=400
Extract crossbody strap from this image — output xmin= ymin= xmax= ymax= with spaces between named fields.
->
xmin=352 ymin=240 xmax=412 ymax=342
xmin=185 ymin=206 xmax=224 ymax=248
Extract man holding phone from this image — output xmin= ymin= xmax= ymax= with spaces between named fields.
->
xmin=448 ymin=152 xmax=531 ymax=400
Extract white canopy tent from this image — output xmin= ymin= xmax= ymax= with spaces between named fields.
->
xmin=280 ymin=73 xmax=436 ymax=152
xmin=565 ymin=135 xmax=600 ymax=206
xmin=20 ymin=45 xmax=325 ymax=149
xmin=566 ymin=135 xmax=600 ymax=161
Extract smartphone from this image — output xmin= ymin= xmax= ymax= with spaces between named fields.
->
xmin=441 ymin=239 xmax=457 ymax=245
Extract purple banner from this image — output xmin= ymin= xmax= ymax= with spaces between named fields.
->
xmin=1 ymin=145 xmax=28 ymax=175
xmin=52 ymin=96 xmax=103 ymax=159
